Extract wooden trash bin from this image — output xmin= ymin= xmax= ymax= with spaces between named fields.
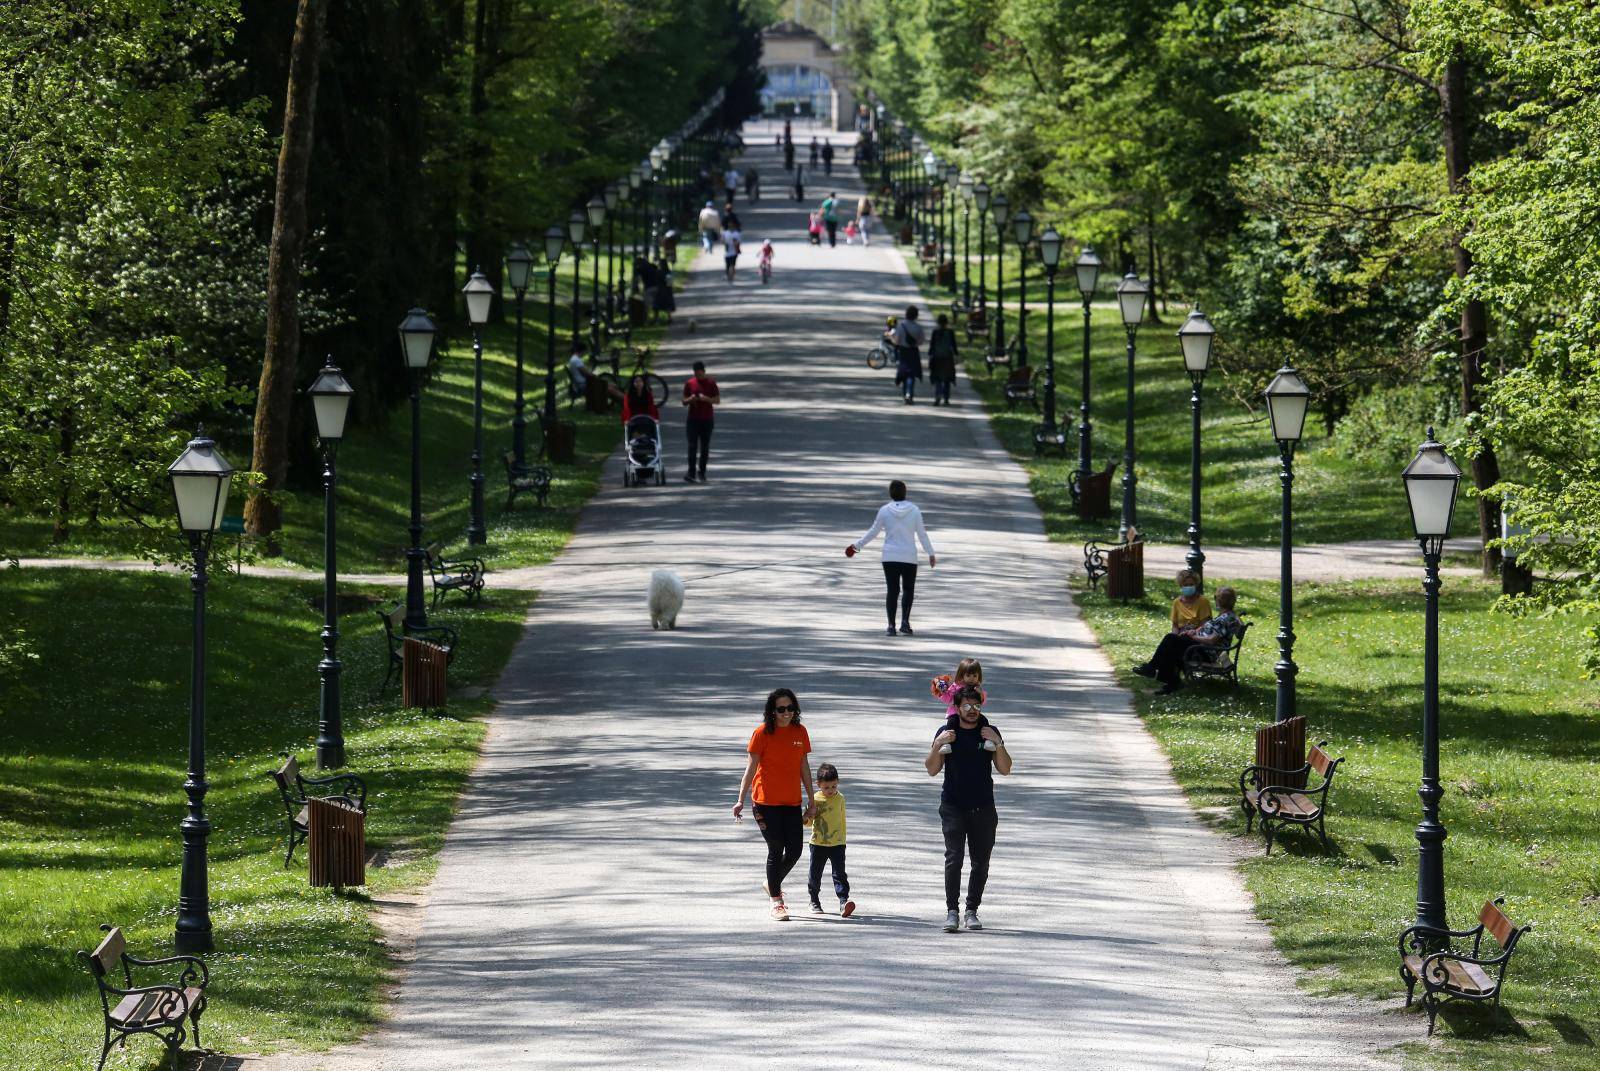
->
xmin=402 ymin=635 xmax=448 ymax=709
xmin=1255 ymin=715 xmax=1308 ymax=789
xmin=545 ymin=419 xmax=577 ymax=463
xmin=307 ymin=796 xmax=366 ymax=889
xmin=1105 ymin=540 xmax=1145 ymax=602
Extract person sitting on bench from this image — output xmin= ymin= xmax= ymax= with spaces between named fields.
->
xmin=1134 ymin=585 xmax=1242 ymax=694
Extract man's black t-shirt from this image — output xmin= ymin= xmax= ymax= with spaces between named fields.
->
xmin=934 ymin=722 xmax=1001 ymax=810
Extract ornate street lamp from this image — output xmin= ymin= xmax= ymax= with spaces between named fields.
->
xmin=567 ymin=209 xmax=586 ymax=349
xmin=628 ymin=166 xmax=645 ymax=285
xmin=1263 ymin=364 xmax=1311 ymax=723
xmin=167 ymin=430 xmax=234 ymax=953
xmin=307 ymin=362 xmax=353 ymax=770
xmin=1012 ymin=207 xmax=1033 ymax=369
xmin=603 ymin=184 xmax=621 ymax=338
xmin=1075 ymin=245 xmax=1104 ymax=491
xmin=923 ymin=151 xmax=939 ymax=257
xmin=1401 ymin=428 xmax=1462 ymax=933
xmin=543 ymin=226 xmax=566 ymax=428
xmin=974 ymin=180 xmax=991 ymax=313
xmin=586 ymin=194 xmax=606 ymax=360
xmin=505 ymin=243 xmax=533 ymax=471
xmin=461 ymin=268 xmax=494 ymax=546
xmin=1038 ymin=226 xmax=1064 ymax=441
xmin=991 ymin=193 xmax=1010 ymax=360
xmin=1115 ymin=268 xmax=1150 ymax=542
xmin=396 ymin=307 xmax=436 ymax=630
xmin=958 ymin=172 xmax=974 ymax=308
xmin=944 ymin=163 xmax=960 ymax=294
xmin=1178 ymin=307 xmax=1216 ymax=578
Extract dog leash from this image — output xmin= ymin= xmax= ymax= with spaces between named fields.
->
xmin=678 ymin=555 xmax=828 ymax=583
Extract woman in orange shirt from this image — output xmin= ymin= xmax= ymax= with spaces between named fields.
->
xmin=733 ymin=688 xmax=817 ymax=921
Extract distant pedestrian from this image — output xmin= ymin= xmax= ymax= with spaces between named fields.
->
xmin=809 ymin=136 xmax=820 ymax=166
xmin=722 ymin=204 xmax=741 ymax=232
xmin=928 ymin=313 xmax=959 ymax=406
xmin=697 ymin=200 xmax=721 ymax=253
xmin=820 ymin=193 xmax=839 ymax=247
xmin=821 ymin=140 xmax=834 ymax=174
xmin=745 ymin=166 xmax=760 ymax=202
xmin=784 ymin=140 xmax=796 ymax=171
xmin=681 ymin=359 xmax=719 ymax=482
xmin=783 ymin=118 xmax=793 ymax=146
xmin=845 ymin=479 xmax=936 ymax=636
xmin=722 ymin=226 xmax=742 ymax=283
xmin=856 ymin=194 xmax=873 ymax=245
xmin=724 ymin=165 xmax=741 ymax=204
xmin=925 ymin=685 xmax=1012 ymax=933
xmin=891 ymin=305 xmax=926 ymax=404
xmin=793 ymin=165 xmax=805 ymax=202
xmin=805 ymin=762 xmax=856 ymax=917
xmin=733 ymin=688 xmax=816 ymax=922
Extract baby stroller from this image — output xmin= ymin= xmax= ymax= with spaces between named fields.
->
xmin=622 ymin=415 xmax=666 ymax=487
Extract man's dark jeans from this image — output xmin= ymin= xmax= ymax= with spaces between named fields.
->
xmin=825 ymin=219 xmax=837 ymax=247
xmin=686 ymin=417 xmax=713 ymax=478
xmin=939 ymin=802 xmax=997 ymax=911
xmin=807 ymin=844 xmax=849 ymax=903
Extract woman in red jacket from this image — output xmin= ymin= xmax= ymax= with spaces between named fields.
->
xmin=621 ymin=375 xmax=659 ymax=424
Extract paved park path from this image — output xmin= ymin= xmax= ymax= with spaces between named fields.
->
xmin=290 ymin=126 xmax=1409 ymax=1070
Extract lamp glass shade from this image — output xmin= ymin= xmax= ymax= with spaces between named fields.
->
xmin=505 ymin=242 xmax=533 ymax=291
xmin=308 ymin=363 xmax=355 ymax=442
xmin=544 ymin=225 xmax=566 ymax=263
xmin=974 ymin=181 xmax=991 ymax=213
xmin=1038 ymin=227 xmax=1063 ymax=268
xmin=991 ymin=193 xmax=1009 ymax=228
xmin=1116 ymin=270 xmax=1149 ymax=327
xmin=1263 ymin=366 xmax=1311 ymax=443
xmin=462 ymin=269 xmax=494 ymax=326
xmin=1178 ymin=308 xmax=1216 ymax=375
xmin=648 ymin=147 xmax=664 ymax=170
xmin=959 ymin=174 xmax=974 ymax=200
xmin=628 ymin=167 xmax=642 ymax=190
xmin=923 ymin=151 xmax=938 ymax=178
xmin=397 ymin=307 xmax=437 ymax=370
xmin=946 ymin=163 xmax=960 ymax=184
xmin=1012 ymin=208 xmax=1033 ymax=246
xmin=603 ymin=184 xmax=620 ymax=211
xmin=1402 ymin=429 xmax=1462 ymax=538
xmin=1074 ymin=247 xmax=1103 ymax=297
xmin=567 ymin=209 xmax=586 ymax=246
xmin=168 ymin=432 xmax=233 ymax=533
xmin=586 ymin=194 xmax=606 ymax=229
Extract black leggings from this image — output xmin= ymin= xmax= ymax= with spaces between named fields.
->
xmin=883 ymin=562 xmax=917 ymax=626
xmin=940 ymin=803 xmax=998 ymax=911
xmin=752 ymin=803 xmax=804 ymax=898
xmin=1151 ymin=632 xmax=1204 ymax=684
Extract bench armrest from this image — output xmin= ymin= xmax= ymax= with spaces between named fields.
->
xmin=410 ymin=623 xmax=459 ymax=652
xmin=1240 ymin=761 xmax=1312 ymax=785
xmin=300 ymin=773 xmax=368 ymax=810
xmin=124 ymin=953 xmax=210 ymax=989
xmin=1399 ymin=921 xmax=1483 ymax=956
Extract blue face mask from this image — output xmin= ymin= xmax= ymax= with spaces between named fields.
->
xmin=1180 ymin=585 xmax=1198 ymax=597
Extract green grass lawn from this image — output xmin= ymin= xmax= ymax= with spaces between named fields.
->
xmin=4 ymin=242 xmax=693 ymax=573
xmin=1078 ymin=577 xmax=1600 ymax=1068
xmin=903 ymin=240 xmax=1472 ymax=547
xmin=0 ymin=567 xmax=530 ymax=1070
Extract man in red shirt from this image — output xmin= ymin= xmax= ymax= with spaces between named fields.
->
xmin=681 ymin=360 xmax=720 ymax=482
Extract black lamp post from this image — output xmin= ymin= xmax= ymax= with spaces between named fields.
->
xmin=1012 ymin=208 xmax=1033 ymax=368
xmin=1401 ymin=428 xmax=1462 ymax=932
xmin=974 ymin=180 xmax=991 ymax=313
xmin=1039 ymin=227 xmax=1063 ymax=433
xmin=543 ymin=226 xmax=565 ymax=427
xmin=923 ymin=151 xmax=939 ymax=259
xmin=397 ymin=308 xmax=436 ymax=630
xmin=1263 ymin=365 xmax=1311 ymax=723
xmin=627 ymin=166 xmax=644 ymax=296
xmin=1178 ymin=307 xmax=1216 ymax=578
xmin=648 ymin=145 xmax=666 ymax=257
xmin=1074 ymin=246 xmax=1103 ymax=485
xmin=567 ymin=209 xmax=586 ymax=349
xmin=167 ymin=430 xmax=233 ymax=953
xmin=462 ymin=268 xmax=493 ymax=546
xmin=603 ymin=184 xmax=620 ymax=338
xmin=308 ymin=362 xmax=354 ymax=770
xmin=505 ymin=243 xmax=533 ymax=470
xmin=944 ymin=163 xmax=960 ymax=294
xmin=1115 ymin=268 xmax=1150 ymax=542
xmin=587 ymin=194 xmax=605 ymax=360
xmin=992 ymin=193 xmax=1009 ymax=358
xmin=958 ymin=172 xmax=974 ymax=308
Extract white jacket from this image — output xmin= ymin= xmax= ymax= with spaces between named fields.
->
xmin=854 ymin=501 xmax=935 ymax=564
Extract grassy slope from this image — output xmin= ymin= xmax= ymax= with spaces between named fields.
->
xmin=0 ymin=568 xmax=531 ymax=1070
xmin=4 ymin=242 xmax=692 ymax=573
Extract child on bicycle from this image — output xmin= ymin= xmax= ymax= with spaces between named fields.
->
xmin=758 ymin=239 xmax=774 ymax=282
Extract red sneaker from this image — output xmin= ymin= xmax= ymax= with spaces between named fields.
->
xmin=840 ymin=900 xmax=856 ymax=918
xmin=771 ymin=899 xmax=790 ymax=922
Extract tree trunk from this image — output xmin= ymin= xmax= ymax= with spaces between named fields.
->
xmin=463 ymin=0 xmax=505 ymax=321
xmin=245 ymin=0 xmax=329 ymax=543
xmin=1440 ymin=46 xmax=1501 ymax=578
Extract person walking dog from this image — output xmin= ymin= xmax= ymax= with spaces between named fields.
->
xmin=733 ymin=688 xmax=816 ymax=921
xmin=846 ymin=480 xmax=936 ymax=636
xmin=925 ymin=685 xmax=1012 ymax=932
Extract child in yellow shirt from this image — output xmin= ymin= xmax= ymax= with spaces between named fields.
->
xmin=806 ymin=763 xmax=855 ymax=917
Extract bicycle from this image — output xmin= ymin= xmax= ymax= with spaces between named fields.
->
xmin=759 ymin=257 xmax=772 ymax=285
xmin=866 ymin=315 xmax=898 ymax=369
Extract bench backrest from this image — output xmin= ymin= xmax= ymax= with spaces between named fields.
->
xmin=1007 ymin=366 xmax=1031 ymax=385
xmin=1308 ymin=743 xmax=1335 ymax=778
xmin=276 ymin=754 xmax=299 ymax=787
xmin=424 ymin=541 xmax=441 ymax=562
xmin=1481 ymin=899 xmax=1521 ymax=948
xmin=380 ymin=602 xmax=405 ymax=634
xmin=86 ymin=926 xmax=124 ymax=979
xmin=502 ymin=450 xmax=516 ymax=467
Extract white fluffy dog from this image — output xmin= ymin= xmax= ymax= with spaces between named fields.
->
xmin=648 ymin=569 xmax=685 ymax=630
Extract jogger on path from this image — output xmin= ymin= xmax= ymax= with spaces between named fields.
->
xmin=733 ymin=689 xmax=816 ymax=921
xmin=846 ymin=480 xmax=936 ymax=636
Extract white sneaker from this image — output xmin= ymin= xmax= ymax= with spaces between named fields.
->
xmin=964 ymin=909 xmax=983 ymax=931
xmin=943 ymin=910 xmax=960 ymax=933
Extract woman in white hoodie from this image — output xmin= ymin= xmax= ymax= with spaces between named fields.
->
xmin=846 ymin=480 xmax=937 ymax=635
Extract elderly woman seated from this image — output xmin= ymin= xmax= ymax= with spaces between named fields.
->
xmin=1135 ymin=585 xmax=1243 ymax=694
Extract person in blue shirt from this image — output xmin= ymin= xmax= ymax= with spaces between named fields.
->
xmin=924 ymin=685 xmax=1013 ymax=933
